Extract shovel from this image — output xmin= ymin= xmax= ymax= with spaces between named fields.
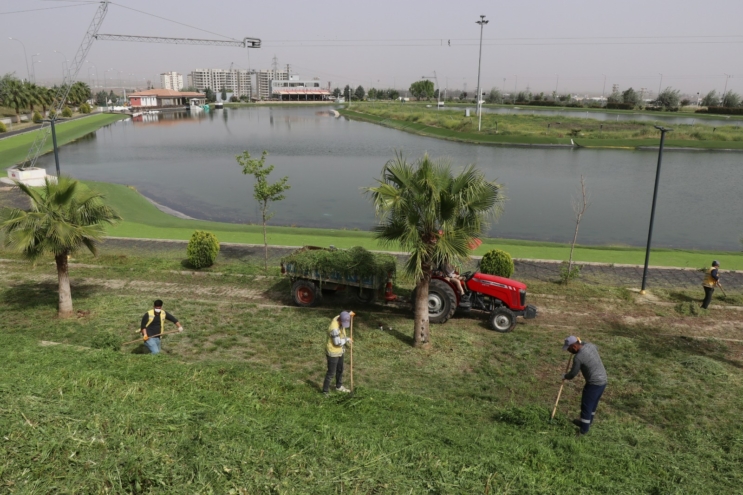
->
xmin=550 ymin=355 xmax=574 ymax=422
xmin=122 ymin=328 xmax=184 ymax=346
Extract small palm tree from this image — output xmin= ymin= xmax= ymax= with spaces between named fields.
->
xmin=367 ymin=153 xmax=504 ymax=346
xmin=4 ymin=78 xmax=30 ymax=123
xmin=0 ymin=177 xmax=120 ymax=317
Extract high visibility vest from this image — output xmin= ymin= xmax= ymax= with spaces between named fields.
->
xmin=145 ymin=309 xmax=167 ymax=335
xmin=703 ymin=267 xmax=719 ymax=288
xmin=326 ymin=316 xmax=346 ymax=357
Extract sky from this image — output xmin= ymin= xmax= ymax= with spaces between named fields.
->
xmin=1 ymin=0 xmax=742 ymax=97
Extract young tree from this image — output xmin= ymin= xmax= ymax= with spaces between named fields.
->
xmin=388 ymin=89 xmax=399 ymax=100
xmin=366 ymin=153 xmax=504 ymax=347
xmin=459 ymin=91 xmax=468 ymax=101
xmin=622 ymin=87 xmax=640 ymax=107
xmin=722 ymin=91 xmax=741 ymax=108
xmin=204 ymin=87 xmax=216 ymax=103
xmin=236 ymin=151 xmax=291 ymax=270
xmin=0 ymin=177 xmax=120 ymax=317
xmin=409 ymin=80 xmax=435 ymax=100
xmin=367 ymin=88 xmax=378 ymax=100
xmin=607 ymin=90 xmax=622 ymax=104
xmin=565 ymin=175 xmax=589 ymax=285
xmin=701 ymin=90 xmax=720 ymax=107
xmin=486 ymin=88 xmax=503 ymax=104
xmin=220 ymin=87 xmax=227 ymax=102
xmin=355 ymin=85 xmax=365 ymax=100
xmin=656 ymin=87 xmax=680 ymax=110
xmin=332 ymin=87 xmax=341 ymax=98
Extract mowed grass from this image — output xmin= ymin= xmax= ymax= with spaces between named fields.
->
xmin=0 ymin=113 xmax=127 ymax=170
xmin=1 ymin=249 xmax=743 ymax=493
xmin=342 ymin=104 xmax=743 ymax=150
xmin=73 ymin=180 xmax=743 ymax=270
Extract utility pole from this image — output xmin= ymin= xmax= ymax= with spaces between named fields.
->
xmin=475 ymin=15 xmax=489 ymax=131
xmin=723 ymin=73 xmax=732 ymax=103
xmin=8 ymin=38 xmax=31 ymax=82
xmin=657 ymin=73 xmax=663 ymax=98
xmin=601 ymin=74 xmax=606 ymax=104
xmin=640 ymin=126 xmax=672 ymax=294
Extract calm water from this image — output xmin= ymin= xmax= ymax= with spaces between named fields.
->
xmin=37 ymin=106 xmax=743 ymax=250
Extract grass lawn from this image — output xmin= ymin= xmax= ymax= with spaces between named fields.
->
xmin=0 ymin=113 xmax=127 ymax=171
xmin=341 ymin=104 xmax=743 ymax=150
xmin=86 ymin=180 xmax=743 ymax=270
xmin=1 ymin=248 xmax=742 ymax=493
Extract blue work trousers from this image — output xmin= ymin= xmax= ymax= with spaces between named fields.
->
xmin=580 ymin=383 xmax=606 ymax=434
xmin=144 ymin=337 xmax=162 ymax=354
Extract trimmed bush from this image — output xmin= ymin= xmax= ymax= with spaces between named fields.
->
xmin=61 ymin=106 xmax=73 ymax=118
xmin=48 ymin=110 xmax=56 ymax=119
xmin=0 ymin=121 xmax=6 ymax=133
xmin=79 ymin=103 xmax=91 ymax=114
xmin=479 ymin=249 xmax=514 ymax=278
xmin=606 ymin=102 xmax=635 ymax=110
xmin=32 ymin=111 xmax=43 ymax=123
xmin=187 ymin=230 xmax=220 ymax=269
xmin=705 ymin=106 xmax=743 ymax=115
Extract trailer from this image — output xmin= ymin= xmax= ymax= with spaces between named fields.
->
xmin=281 ymin=246 xmax=397 ymax=307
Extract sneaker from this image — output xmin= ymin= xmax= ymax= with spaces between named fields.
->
xmin=335 ymin=386 xmax=351 ymax=393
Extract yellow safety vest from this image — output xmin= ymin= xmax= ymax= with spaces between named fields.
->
xmin=703 ymin=267 xmax=719 ymax=288
xmin=326 ymin=316 xmax=347 ymax=357
xmin=145 ymin=309 xmax=167 ymax=335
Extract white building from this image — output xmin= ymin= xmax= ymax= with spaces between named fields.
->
xmin=271 ymin=76 xmax=332 ymax=101
xmin=160 ymin=71 xmax=184 ymax=91
xmin=256 ymin=69 xmax=288 ymax=100
xmin=188 ymin=69 xmax=252 ymax=98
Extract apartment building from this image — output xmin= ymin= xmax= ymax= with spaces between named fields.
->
xmin=160 ymin=72 xmax=184 ymax=91
xmin=256 ymin=69 xmax=289 ymax=100
xmin=188 ymin=69 xmax=252 ymax=98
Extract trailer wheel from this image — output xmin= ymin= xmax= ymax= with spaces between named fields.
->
xmin=353 ymin=288 xmax=376 ymax=304
xmin=489 ymin=307 xmax=516 ymax=332
xmin=292 ymin=280 xmax=322 ymax=307
xmin=427 ymin=279 xmax=458 ymax=324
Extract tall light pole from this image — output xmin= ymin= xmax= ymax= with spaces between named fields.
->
xmin=514 ymin=75 xmax=517 ymax=94
xmin=555 ymin=74 xmax=559 ymax=97
xmin=88 ymin=63 xmax=97 ymax=89
xmin=475 ymin=14 xmax=488 ymax=131
xmin=722 ymin=73 xmax=732 ymax=104
xmin=31 ymin=53 xmax=41 ymax=84
xmin=657 ymin=73 xmax=663 ymax=98
xmin=9 ymin=37 xmax=31 ymax=82
xmin=601 ymin=74 xmax=606 ymax=104
xmin=640 ymin=125 xmax=672 ymax=294
xmin=53 ymin=50 xmax=69 ymax=82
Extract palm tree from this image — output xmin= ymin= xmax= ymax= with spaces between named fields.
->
xmin=4 ymin=77 xmax=30 ymax=123
xmin=32 ymin=84 xmax=52 ymax=115
xmin=0 ymin=177 xmax=120 ymax=317
xmin=366 ymin=153 xmax=504 ymax=346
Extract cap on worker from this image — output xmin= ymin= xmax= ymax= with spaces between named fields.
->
xmin=339 ymin=311 xmax=352 ymax=328
xmin=563 ymin=335 xmax=580 ymax=351
xmin=712 ymin=260 xmax=720 ymax=267
xmin=154 ymin=299 xmax=164 ymax=307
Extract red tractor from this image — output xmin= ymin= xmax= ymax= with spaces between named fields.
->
xmin=419 ymin=271 xmax=537 ymax=332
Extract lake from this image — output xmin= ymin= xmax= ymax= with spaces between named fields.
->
xmin=37 ymin=106 xmax=743 ymax=251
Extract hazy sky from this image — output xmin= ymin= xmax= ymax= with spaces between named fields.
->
xmin=2 ymin=0 xmax=742 ymax=97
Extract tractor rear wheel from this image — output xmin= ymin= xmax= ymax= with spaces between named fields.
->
xmin=489 ymin=307 xmax=516 ymax=332
xmin=292 ymin=279 xmax=322 ymax=307
xmin=425 ymin=279 xmax=458 ymax=324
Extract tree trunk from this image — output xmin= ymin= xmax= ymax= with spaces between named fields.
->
xmin=261 ymin=203 xmax=268 ymax=271
xmin=413 ymin=271 xmax=431 ymax=347
xmin=55 ymin=252 xmax=74 ymax=318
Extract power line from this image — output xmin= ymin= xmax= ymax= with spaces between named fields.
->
xmin=109 ymin=2 xmax=238 ymax=41
xmin=0 ymin=2 xmax=90 ymax=14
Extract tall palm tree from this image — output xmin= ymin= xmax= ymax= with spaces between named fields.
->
xmin=0 ymin=177 xmax=120 ymax=317
xmin=4 ymin=77 xmax=30 ymax=123
xmin=367 ymin=153 xmax=504 ymax=346
xmin=32 ymin=83 xmax=52 ymax=115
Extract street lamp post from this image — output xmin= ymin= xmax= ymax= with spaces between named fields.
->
xmin=8 ymin=37 xmax=31 ymax=82
xmin=640 ymin=125 xmax=672 ymax=294
xmin=54 ymin=50 xmax=69 ymax=82
xmin=31 ymin=54 xmax=41 ymax=84
xmin=475 ymin=15 xmax=489 ymax=131
xmin=723 ymin=73 xmax=732 ymax=103
xmin=657 ymin=73 xmax=663 ymax=99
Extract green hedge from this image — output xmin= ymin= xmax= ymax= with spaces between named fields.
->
xmin=186 ymin=231 xmax=220 ymax=268
xmin=61 ymin=107 xmax=73 ymax=118
xmin=703 ymin=106 xmax=743 ymax=115
xmin=0 ymin=121 xmax=6 ymax=133
xmin=606 ymin=102 xmax=635 ymax=110
xmin=79 ymin=103 xmax=91 ymax=114
xmin=479 ymin=249 xmax=514 ymax=278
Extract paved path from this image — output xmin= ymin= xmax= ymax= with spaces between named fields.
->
xmin=100 ymin=237 xmax=743 ymax=291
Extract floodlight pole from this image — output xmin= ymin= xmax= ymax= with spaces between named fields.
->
xmin=640 ymin=126 xmax=672 ymax=294
xmin=475 ymin=15 xmax=488 ymax=131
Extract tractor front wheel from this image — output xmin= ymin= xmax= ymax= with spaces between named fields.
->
xmin=292 ymin=279 xmax=322 ymax=307
xmin=489 ymin=307 xmax=516 ymax=332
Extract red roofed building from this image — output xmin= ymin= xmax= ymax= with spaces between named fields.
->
xmin=128 ymin=89 xmax=206 ymax=109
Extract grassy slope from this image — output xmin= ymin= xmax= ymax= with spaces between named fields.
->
xmin=341 ymin=105 xmax=743 ymax=150
xmin=1 ymin=252 xmax=742 ymax=493
xmin=0 ymin=113 xmax=127 ymax=171
xmin=92 ymin=180 xmax=743 ymax=270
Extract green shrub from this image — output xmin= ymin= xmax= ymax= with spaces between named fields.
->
xmin=48 ymin=110 xmax=56 ymax=120
xmin=479 ymin=249 xmax=514 ymax=278
xmin=559 ymin=261 xmax=582 ymax=284
xmin=187 ymin=230 xmax=220 ymax=269
xmin=32 ymin=111 xmax=43 ymax=124
xmin=79 ymin=102 xmax=91 ymax=114
xmin=0 ymin=121 xmax=6 ymax=133
xmin=61 ymin=106 xmax=73 ymax=118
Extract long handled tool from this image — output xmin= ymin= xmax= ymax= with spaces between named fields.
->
xmin=550 ymin=355 xmax=574 ymax=422
xmin=718 ymin=283 xmax=727 ymax=298
xmin=122 ymin=329 xmax=183 ymax=346
xmin=349 ymin=311 xmax=356 ymax=393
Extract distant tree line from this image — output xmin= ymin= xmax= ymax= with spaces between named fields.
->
xmin=0 ymin=73 xmax=95 ymax=126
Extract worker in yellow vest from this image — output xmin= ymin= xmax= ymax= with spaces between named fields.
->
xmin=140 ymin=299 xmax=183 ymax=354
xmin=701 ymin=261 xmax=721 ymax=309
xmin=322 ymin=311 xmax=353 ymax=395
